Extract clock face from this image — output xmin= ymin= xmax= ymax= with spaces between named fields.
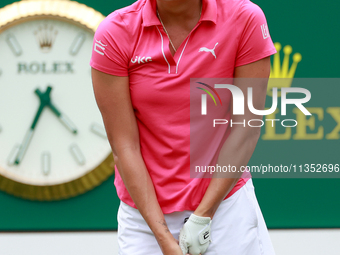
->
xmin=0 ymin=19 xmax=111 ymax=186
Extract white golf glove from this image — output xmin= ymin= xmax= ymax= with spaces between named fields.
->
xmin=179 ymin=213 xmax=212 ymax=255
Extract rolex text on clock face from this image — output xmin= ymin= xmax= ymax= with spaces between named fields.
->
xmin=0 ymin=19 xmax=111 ymax=186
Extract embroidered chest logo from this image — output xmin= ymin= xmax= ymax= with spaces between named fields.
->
xmin=94 ymin=39 xmax=107 ymax=55
xmin=131 ymin=56 xmax=152 ymax=64
xmin=199 ymin=42 xmax=218 ymax=59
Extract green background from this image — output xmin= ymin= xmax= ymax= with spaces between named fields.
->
xmin=0 ymin=0 xmax=339 ymax=230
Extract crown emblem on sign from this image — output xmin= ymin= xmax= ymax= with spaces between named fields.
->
xmin=34 ymin=25 xmax=58 ymax=53
xmin=267 ymin=43 xmax=302 ymax=97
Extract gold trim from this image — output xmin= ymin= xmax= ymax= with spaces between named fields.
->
xmin=0 ymin=154 xmax=115 ymax=201
xmin=0 ymin=0 xmax=105 ymax=33
xmin=0 ymin=0 xmax=113 ymax=201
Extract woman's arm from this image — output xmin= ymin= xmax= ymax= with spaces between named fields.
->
xmin=91 ymin=68 xmax=184 ymax=255
xmin=194 ymin=56 xmax=271 ymax=218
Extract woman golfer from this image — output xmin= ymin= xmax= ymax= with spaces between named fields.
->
xmin=90 ymin=0 xmax=277 ymax=254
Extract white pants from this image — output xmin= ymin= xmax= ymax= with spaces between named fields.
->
xmin=117 ymin=179 xmax=276 ymax=255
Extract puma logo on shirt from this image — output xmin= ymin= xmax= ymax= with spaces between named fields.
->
xmin=199 ymin=42 xmax=219 ymax=59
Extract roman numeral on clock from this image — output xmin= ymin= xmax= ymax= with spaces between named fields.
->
xmin=41 ymin=151 xmax=51 ymax=175
xmin=90 ymin=123 xmax=107 ymax=139
xmin=69 ymin=33 xmax=85 ymax=56
xmin=70 ymin=143 xmax=85 ymax=165
xmin=6 ymin=34 xmax=22 ymax=56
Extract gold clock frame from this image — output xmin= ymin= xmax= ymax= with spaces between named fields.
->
xmin=0 ymin=0 xmax=115 ymax=201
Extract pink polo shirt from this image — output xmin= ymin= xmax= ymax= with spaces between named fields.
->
xmin=90 ymin=0 xmax=276 ymax=213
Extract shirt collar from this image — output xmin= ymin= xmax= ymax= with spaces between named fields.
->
xmin=142 ymin=0 xmax=217 ymax=27
xmin=200 ymin=0 xmax=217 ymax=24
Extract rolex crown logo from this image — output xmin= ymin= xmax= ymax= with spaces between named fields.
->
xmin=34 ymin=25 xmax=58 ymax=53
xmin=267 ymin=42 xmax=302 ymax=97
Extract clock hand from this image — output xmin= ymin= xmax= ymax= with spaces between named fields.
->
xmin=14 ymin=86 xmax=78 ymax=165
xmin=35 ymin=86 xmax=78 ymax=134
xmin=14 ymin=89 xmax=48 ymax=165
xmin=48 ymin=102 xmax=78 ymax=134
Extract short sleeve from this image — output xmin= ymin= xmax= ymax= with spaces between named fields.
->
xmin=235 ymin=1 xmax=276 ymax=67
xmin=90 ymin=12 xmax=130 ymax=76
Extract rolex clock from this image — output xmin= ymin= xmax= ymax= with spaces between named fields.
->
xmin=0 ymin=0 xmax=114 ymax=200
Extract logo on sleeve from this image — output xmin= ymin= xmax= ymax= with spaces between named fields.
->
xmin=131 ymin=56 xmax=152 ymax=64
xmin=198 ymin=42 xmax=218 ymax=59
xmin=261 ymin=24 xmax=270 ymax=39
xmin=94 ymin=39 xmax=107 ymax=55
